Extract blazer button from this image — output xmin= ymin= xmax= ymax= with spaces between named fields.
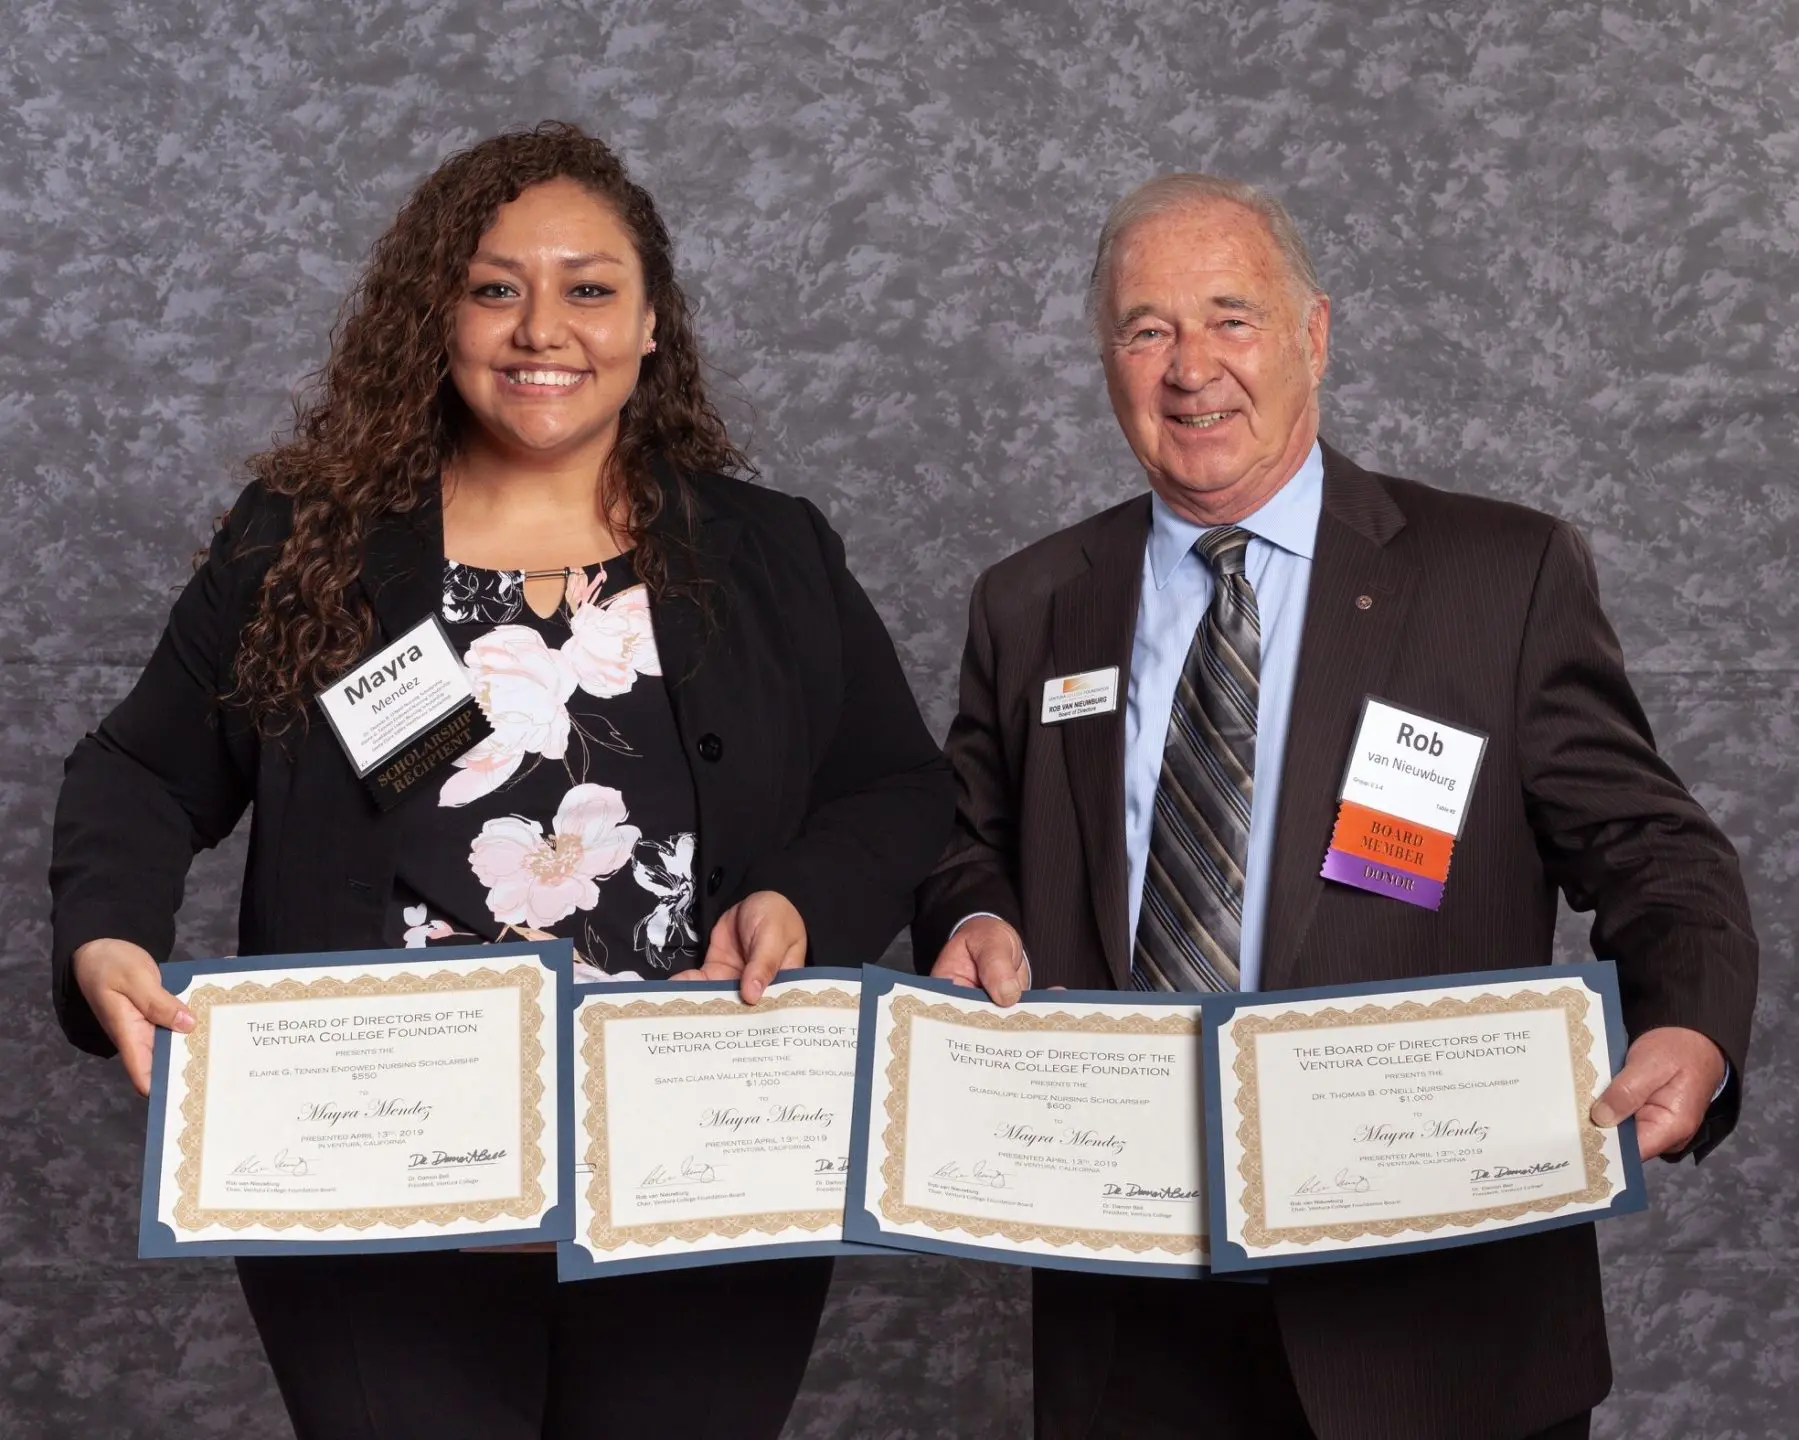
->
xmin=698 ymin=733 xmax=723 ymax=762
xmin=706 ymin=866 xmax=724 ymax=895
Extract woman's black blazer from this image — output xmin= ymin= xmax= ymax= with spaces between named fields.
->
xmin=50 ymin=465 xmax=955 ymax=1055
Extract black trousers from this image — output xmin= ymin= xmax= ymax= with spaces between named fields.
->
xmin=237 ymin=1250 xmax=833 ymax=1440
xmin=1033 ymin=1269 xmax=1593 ymax=1440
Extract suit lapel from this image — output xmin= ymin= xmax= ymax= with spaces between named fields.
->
xmin=641 ymin=462 xmax=743 ymax=737
xmin=1259 ymin=443 xmax=1419 ymax=990
xmin=1052 ymin=496 xmax=1151 ymax=989
xmin=360 ymin=489 xmax=445 ymax=643
xmin=304 ymin=489 xmax=446 ymax=945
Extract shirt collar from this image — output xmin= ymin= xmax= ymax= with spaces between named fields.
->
xmin=1147 ymin=441 xmax=1324 ymax=591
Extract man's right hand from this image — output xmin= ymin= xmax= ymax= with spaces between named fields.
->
xmin=929 ymin=916 xmax=1030 ymax=1007
xmin=71 ymin=939 xmax=194 ymax=1097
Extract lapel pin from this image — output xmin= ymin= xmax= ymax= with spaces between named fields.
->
xmin=1356 ymin=595 xmax=1374 ymax=610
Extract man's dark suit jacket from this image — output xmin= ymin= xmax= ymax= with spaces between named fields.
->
xmin=914 ymin=442 xmax=1757 ymax=1440
xmin=51 ymin=464 xmax=954 ymax=1055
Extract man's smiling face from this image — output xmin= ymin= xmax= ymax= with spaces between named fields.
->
xmin=1100 ymin=199 xmax=1329 ymax=524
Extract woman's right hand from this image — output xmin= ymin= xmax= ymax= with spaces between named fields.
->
xmin=71 ymin=939 xmax=194 ymax=1097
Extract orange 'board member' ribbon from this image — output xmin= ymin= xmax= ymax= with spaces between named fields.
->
xmin=1328 ymin=800 xmax=1455 ymax=885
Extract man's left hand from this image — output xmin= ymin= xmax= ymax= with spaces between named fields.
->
xmin=675 ymin=890 xmax=807 ymax=1004
xmin=1590 ymin=1025 xmax=1728 ymax=1161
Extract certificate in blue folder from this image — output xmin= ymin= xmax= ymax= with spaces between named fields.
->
xmin=139 ymin=941 xmax=574 ymax=1258
xmin=843 ymin=966 xmax=1209 ymax=1278
xmin=1202 ymin=961 xmax=1647 ymax=1273
xmin=557 ymin=967 xmax=880 ymax=1279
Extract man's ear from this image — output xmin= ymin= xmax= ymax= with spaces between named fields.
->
xmin=1306 ymin=294 xmax=1332 ymax=382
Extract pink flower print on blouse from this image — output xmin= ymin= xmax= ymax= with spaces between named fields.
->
xmin=469 ymin=783 xmax=643 ymax=931
xmin=441 ymin=624 xmax=578 ymax=807
xmin=400 ymin=904 xmax=466 ymax=948
xmin=564 ymin=584 xmax=660 ymax=699
xmin=565 ymin=566 xmax=605 ymax=613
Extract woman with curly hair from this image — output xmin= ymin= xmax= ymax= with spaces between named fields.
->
xmin=49 ymin=121 xmax=953 ymax=1439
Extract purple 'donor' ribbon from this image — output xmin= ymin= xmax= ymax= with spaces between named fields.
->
xmin=1319 ymin=846 xmax=1446 ymax=911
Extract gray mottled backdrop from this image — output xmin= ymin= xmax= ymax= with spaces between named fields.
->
xmin=3 ymin=1 xmax=1794 ymax=1435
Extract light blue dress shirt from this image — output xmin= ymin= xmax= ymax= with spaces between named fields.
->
xmin=1123 ymin=442 xmax=1325 ymax=992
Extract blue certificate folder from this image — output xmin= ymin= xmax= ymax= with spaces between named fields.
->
xmin=139 ymin=941 xmax=575 ymax=1259
xmin=1202 ymin=961 xmax=1648 ymax=1274
xmin=557 ymin=968 xmax=892 ymax=1281
xmin=843 ymin=967 xmax=1211 ymax=1280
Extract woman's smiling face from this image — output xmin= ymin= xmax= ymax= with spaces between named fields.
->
xmin=447 ymin=177 xmax=657 ymax=466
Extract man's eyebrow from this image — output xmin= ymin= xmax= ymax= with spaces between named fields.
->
xmin=470 ymin=249 xmax=627 ymax=270
xmin=1110 ymin=295 xmax=1269 ymax=334
xmin=1111 ymin=304 xmax=1160 ymax=335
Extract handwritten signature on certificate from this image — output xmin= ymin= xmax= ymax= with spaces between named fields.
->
xmin=932 ymin=1159 xmax=1010 ymax=1190
xmin=1293 ymin=1168 xmax=1374 ymax=1197
xmin=639 ymin=1155 xmax=721 ymax=1189
xmin=1471 ymin=1160 xmax=1571 ymax=1182
xmin=230 ymin=1149 xmax=315 ymax=1177
xmin=1101 ymin=1181 xmax=1202 ymax=1200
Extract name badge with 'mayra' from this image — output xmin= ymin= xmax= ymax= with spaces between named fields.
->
xmin=316 ymin=616 xmax=492 ymax=811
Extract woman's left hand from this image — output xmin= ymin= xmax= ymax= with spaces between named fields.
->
xmin=674 ymin=890 xmax=808 ymax=1004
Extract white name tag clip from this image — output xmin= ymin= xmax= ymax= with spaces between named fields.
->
xmin=316 ymin=616 xmax=492 ymax=811
xmin=1041 ymin=666 xmax=1120 ymax=725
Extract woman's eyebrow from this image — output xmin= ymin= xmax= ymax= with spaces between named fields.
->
xmin=469 ymin=249 xmax=627 ymax=270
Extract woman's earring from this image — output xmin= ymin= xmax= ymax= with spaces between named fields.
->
xmin=644 ymin=338 xmax=658 ymax=354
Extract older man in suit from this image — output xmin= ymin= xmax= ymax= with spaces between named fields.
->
xmin=913 ymin=174 xmax=1757 ymax=1440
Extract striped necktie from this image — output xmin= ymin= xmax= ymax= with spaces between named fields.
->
xmin=1132 ymin=526 xmax=1259 ymax=992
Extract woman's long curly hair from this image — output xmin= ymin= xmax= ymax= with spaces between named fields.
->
xmin=233 ymin=121 xmax=747 ymax=728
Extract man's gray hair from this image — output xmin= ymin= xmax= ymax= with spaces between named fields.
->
xmin=1085 ymin=173 xmax=1323 ymax=339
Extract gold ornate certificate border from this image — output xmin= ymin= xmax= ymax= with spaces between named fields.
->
xmin=173 ymin=965 xmax=548 ymax=1233
xmin=1230 ymin=986 xmax=1611 ymax=1251
xmin=579 ymin=987 xmax=858 ymax=1251
xmin=877 ymin=994 xmax=1206 ymax=1259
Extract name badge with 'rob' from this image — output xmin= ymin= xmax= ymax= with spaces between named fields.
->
xmin=1319 ymin=698 xmax=1488 ymax=910
xmin=317 ymin=617 xmax=492 ymax=811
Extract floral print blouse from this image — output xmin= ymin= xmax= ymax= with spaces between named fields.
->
xmin=383 ymin=553 xmax=699 ymax=980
